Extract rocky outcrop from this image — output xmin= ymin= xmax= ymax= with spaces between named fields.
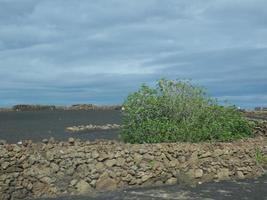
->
xmin=254 ymin=107 xmax=267 ymax=111
xmin=65 ymin=124 xmax=121 ymax=133
xmin=0 ymin=104 xmax=122 ymax=112
xmin=12 ymin=105 xmax=56 ymax=111
xmin=0 ymin=136 xmax=266 ymax=200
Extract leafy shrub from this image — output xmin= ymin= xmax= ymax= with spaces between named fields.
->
xmin=120 ymin=79 xmax=254 ymax=143
xmin=255 ymin=148 xmax=267 ymax=166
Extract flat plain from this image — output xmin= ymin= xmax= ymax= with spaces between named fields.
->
xmin=0 ymin=110 xmax=121 ymax=143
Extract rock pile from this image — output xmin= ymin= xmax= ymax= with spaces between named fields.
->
xmin=65 ymin=124 xmax=121 ymax=133
xmin=0 ymin=136 xmax=266 ymax=200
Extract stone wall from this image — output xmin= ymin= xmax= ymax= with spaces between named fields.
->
xmin=0 ymin=136 xmax=266 ymax=200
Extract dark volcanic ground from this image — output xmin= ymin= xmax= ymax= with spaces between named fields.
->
xmin=0 ymin=110 xmax=122 ymax=143
xmin=38 ymin=175 xmax=267 ymax=200
xmin=1 ymin=110 xmax=266 ymax=199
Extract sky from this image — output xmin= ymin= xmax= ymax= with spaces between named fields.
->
xmin=0 ymin=0 xmax=266 ymax=108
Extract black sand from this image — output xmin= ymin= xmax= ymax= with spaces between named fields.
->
xmin=0 ymin=110 xmax=122 ymax=143
xmin=38 ymin=175 xmax=267 ymax=200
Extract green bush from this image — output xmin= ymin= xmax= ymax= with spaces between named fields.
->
xmin=120 ymin=79 xmax=254 ymax=143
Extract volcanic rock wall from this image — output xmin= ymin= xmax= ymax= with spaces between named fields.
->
xmin=0 ymin=137 xmax=266 ymax=200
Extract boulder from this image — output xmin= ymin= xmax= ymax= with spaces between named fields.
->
xmin=199 ymin=151 xmax=212 ymax=158
xmin=213 ymin=149 xmax=224 ymax=157
xmin=68 ymin=137 xmax=75 ymax=144
xmin=76 ymin=180 xmax=93 ymax=194
xmin=96 ymin=172 xmax=117 ymax=191
xmin=194 ymin=169 xmax=204 ymax=178
xmin=95 ymin=162 xmax=105 ymax=172
xmin=46 ymin=151 xmax=54 ymax=161
xmin=50 ymin=163 xmax=59 ymax=173
xmin=236 ymin=171 xmax=245 ymax=179
xmin=91 ymin=151 xmax=100 ymax=159
xmin=70 ymin=179 xmax=78 ymax=186
xmin=0 ymin=140 xmax=7 ymax=145
xmin=141 ymin=173 xmax=153 ymax=183
xmin=166 ymin=177 xmax=177 ymax=185
xmin=122 ymin=174 xmax=133 ymax=182
xmin=1 ymin=162 xmax=9 ymax=170
xmin=217 ymin=168 xmax=230 ymax=180
xmin=105 ymin=159 xmax=116 ymax=167
xmin=42 ymin=139 xmax=48 ymax=144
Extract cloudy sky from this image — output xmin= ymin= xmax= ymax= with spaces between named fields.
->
xmin=0 ymin=0 xmax=266 ymax=108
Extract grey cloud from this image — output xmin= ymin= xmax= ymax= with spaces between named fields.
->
xmin=204 ymin=0 xmax=267 ymax=26
xmin=145 ymin=47 xmax=267 ymax=99
xmin=0 ymin=0 xmax=37 ymax=23
xmin=0 ymin=0 xmax=266 ymax=107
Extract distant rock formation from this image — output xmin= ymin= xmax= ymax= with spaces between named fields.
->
xmin=0 ymin=104 xmax=122 ymax=112
xmin=12 ymin=104 xmax=56 ymax=111
xmin=255 ymin=107 xmax=267 ymax=111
